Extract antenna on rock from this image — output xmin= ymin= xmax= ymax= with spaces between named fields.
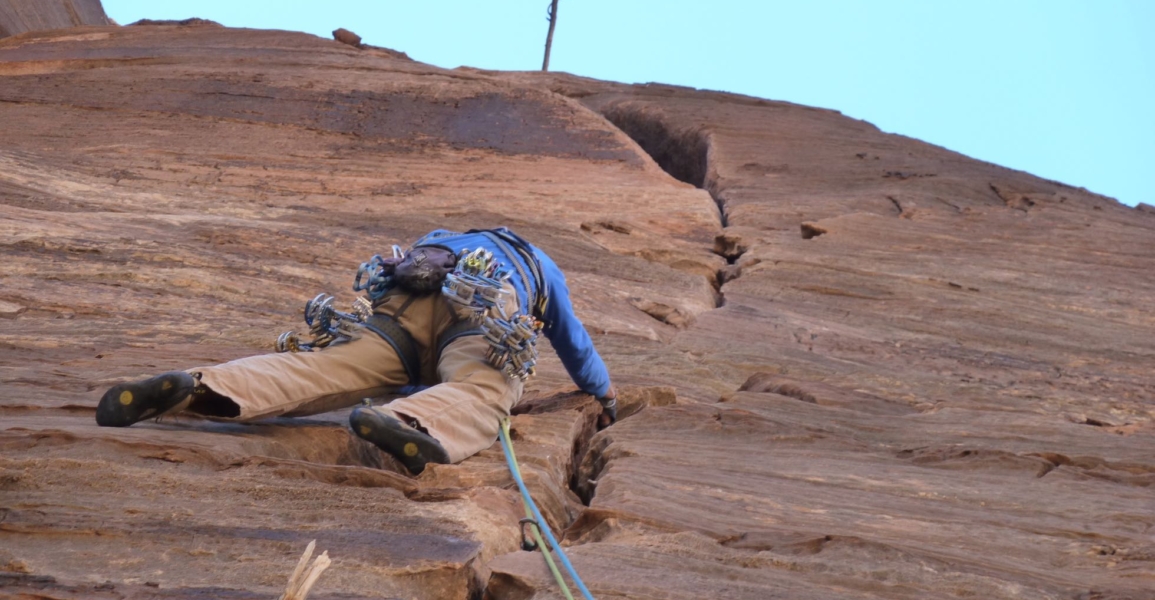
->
xmin=542 ymin=0 xmax=559 ymax=71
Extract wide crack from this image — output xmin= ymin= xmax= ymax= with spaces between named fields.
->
xmin=600 ymin=105 xmax=711 ymax=194
xmin=509 ymin=393 xmax=603 ymax=510
xmin=598 ymin=103 xmax=747 ymax=306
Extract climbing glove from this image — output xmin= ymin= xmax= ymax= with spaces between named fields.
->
xmin=596 ymin=386 xmax=618 ymax=430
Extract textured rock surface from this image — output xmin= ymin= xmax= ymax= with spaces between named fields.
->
xmin=0 ymin=0 xmax=109 ymax=39
xmin=2 ymin=18 xmax=1153 ymax=600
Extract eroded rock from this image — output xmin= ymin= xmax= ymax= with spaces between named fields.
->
xmin=0 ymin=0 xmax=110 ymax=39
xmin=2 ymin=19 xmax=1153 ymax=600
xmin=0 ymin=300 xmax=25 ymax=319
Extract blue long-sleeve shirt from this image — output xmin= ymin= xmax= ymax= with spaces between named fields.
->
xmin=412 ymin=228 xmax=612 ymax=398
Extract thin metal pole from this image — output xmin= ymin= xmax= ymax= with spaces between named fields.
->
xmin=542 ymin=0 xmax=559 ymax=71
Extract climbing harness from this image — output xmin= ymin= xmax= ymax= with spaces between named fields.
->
xmin=362 ymin=314 xmax=421 ymax=384
xmin=442 ymin=249 xmax=543 ymax=380
xmin=275 ymin=241 xmax=543 ymax=382
xmin=499 ymin=418 xmax=594 ymax=600
xmin=274 ymin=245 xmax=424 ymax=382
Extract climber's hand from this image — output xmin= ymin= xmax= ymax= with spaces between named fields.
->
xmin=596 ymin=386 xmax=618 ymax=430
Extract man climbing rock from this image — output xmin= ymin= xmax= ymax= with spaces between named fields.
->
xmin=96 ymin=227 xmax=617 ymax=474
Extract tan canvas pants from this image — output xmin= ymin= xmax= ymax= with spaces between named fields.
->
xmin=185 ymin=288 xmax=523 ymax=464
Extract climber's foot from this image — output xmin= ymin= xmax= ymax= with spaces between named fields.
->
xmin=96 ymin=371 xmax=196 ymax=427
xmin=349 ymin=407 xmax=450 ymax=474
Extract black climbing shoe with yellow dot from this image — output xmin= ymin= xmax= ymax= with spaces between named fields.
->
xmin=96 ymin=371 xmax=196 ymax=427
xmin=349 ymin=407 xmax=450 ymax=474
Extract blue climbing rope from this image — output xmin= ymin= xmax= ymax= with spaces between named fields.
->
xmin=499 ymin=418 xmax=596 ymax=600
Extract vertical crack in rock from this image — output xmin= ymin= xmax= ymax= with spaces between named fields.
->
xmin=572 ymin=425 xmax=614 ymax=512
xmin=598 ymin=103 xmax=745 ymax=307
xmin=568 ymin=415 xmax=599 ymax=508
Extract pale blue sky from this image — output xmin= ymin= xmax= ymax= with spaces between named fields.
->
xmin=103 ymin=1 xmax=1153 ymax=207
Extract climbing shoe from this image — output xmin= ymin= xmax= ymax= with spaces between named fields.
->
xmin=349 ymin=407 xmax=450 ymax=474
xmin=96 ymin=371 xmax=197 ymax=427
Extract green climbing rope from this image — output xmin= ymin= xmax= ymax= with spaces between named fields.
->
xmin=500 ymin=418 xmax=595 ymax=600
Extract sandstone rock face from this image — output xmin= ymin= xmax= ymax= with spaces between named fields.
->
xmin=1 ymin=19 xmax=1153 ymax=600
xmin=0 ymin=0 xmax=109 ymax=38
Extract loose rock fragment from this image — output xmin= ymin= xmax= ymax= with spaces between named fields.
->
xmin=713 ymin=232 xmax=747 ymax=260
xmin=332 ymin=28 xmax=363 ymax=48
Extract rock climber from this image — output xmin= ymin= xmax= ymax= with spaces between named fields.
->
xmin=95 ymin=227 xmax=617 ymax=474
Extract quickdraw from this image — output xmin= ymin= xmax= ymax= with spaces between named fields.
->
xmin=279 ymin=245 xmax=405 ymax=353
xmin=275 ymin=293 xmax=372 ymax=353
xmin=481 ymin=314 xmax=542 ymax=381
xmin=442 ymin=248 xmax=511 ymax=316
xmin=442 ymin=248 xmax=542 ymax=380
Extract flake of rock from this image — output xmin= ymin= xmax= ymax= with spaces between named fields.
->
xmin=712 ymin=231 xmax=747 ymax=259
xmin=0 ymin=300 xmax=26 ymax=318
